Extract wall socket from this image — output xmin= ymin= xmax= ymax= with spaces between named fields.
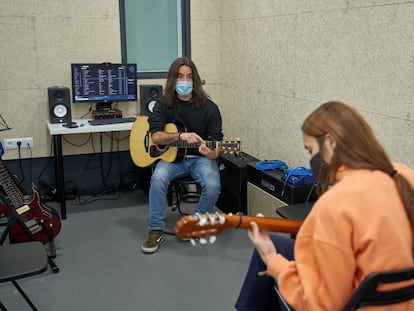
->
xmin=3 ymin=137 xmax=34 ymax=150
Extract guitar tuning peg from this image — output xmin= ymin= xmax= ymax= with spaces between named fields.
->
xmin=197 ymin=215 xmax=207 ymax=226
xmin=199 ymin=238 xmax=208 ymax=245
xmin=209 ymin=236 xmax=216 ymax=244
xmin=208 ymin=213 xmax=217 ymax=225
xmin=190 ymin=239 xmax=197 ymax=247
xmin=218 ymin=214 xmax=225 ymax=224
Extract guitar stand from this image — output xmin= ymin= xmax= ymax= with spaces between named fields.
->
xmin=0 ymin=194 xmax=60 ymax=274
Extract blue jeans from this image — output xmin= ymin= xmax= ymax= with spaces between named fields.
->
xmin=148 ymin=156 xmax=221 ymax=230
xmin=235 ymin=234 xmax=296 ymax=311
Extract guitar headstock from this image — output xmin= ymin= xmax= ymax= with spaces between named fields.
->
xmin=174 ymin=213 xmax=230 ymax=240
xmin=219 ymin=138 xmax=241 ymax=156
xmin=175 ymin=212 xmax=303 ymax=245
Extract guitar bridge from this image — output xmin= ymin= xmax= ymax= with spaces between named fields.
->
xmin=25 ymin=219 xmax=42 ymax=234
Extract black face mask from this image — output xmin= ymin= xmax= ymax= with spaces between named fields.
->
xmin=310 ymin=152 xmax=322 ymax=179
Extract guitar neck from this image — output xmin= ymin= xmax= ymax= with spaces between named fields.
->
xmin=171 ymin=140 xmax=217 ymax=149
xmin=0 ymin=160 xmax=24 ymax=208
xmin=226 ymin=215 xmax=302 ymax=234
xmin=174 ymin=213 xmax=303 ymax=240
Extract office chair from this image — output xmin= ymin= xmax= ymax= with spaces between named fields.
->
xmin=0 ymin=241 xmax=48 ymax=310
xmin=343 ymin=266 xmax=414 ymax=310
xmin=275 ymin=266 xmax=414 ymax=311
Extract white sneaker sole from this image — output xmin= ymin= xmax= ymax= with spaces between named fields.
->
xmin=141 ymin=236 xmax=165 ymax=254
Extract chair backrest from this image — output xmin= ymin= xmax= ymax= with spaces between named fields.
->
xmin=343 ymin=266 xmax=414 ymax=311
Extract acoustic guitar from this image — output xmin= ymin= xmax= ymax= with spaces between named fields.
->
xmin=0 ymin=146 xmax=61 ymax=244
xmin=174 ymin=213 xmax=303 ymax=240
xmin=129 ymin=116 xmax=241 ymax=167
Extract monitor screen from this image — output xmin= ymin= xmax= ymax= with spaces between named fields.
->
xmin=71 ymin=63 xmax=137 ymax=104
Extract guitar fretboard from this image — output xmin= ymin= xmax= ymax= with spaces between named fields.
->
xmin=0 ymin=160 xmax=24 ymax=208
xmin=171 ymin=141 xmax=218 ymax=149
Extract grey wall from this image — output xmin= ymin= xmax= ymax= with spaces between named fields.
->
xmin=213 ymin=0 xmax=414 ymax=167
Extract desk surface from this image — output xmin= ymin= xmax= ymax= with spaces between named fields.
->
xmin=47 ymin=117 xmax=138 ymax=135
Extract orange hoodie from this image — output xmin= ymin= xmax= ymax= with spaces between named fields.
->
xmin=267 ymin=163 xmax=414 ymax=310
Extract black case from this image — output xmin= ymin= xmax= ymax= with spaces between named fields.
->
xmin=216 ymin=152 xmax=259 ymax=214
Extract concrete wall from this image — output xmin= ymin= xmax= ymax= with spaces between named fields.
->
xmin=1 ymin=0 xmax=413 ymax=169
xmin=214 ymin=0 xmax=414 ymax=167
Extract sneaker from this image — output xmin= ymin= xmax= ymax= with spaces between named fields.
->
xmin=141 ymin=230 xmax=164 ymax=254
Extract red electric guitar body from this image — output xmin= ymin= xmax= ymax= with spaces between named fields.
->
xmin=0 ymin=158 xmax=61 ymax=244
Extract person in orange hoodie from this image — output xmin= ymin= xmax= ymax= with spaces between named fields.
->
xmin=236 ymin=101 xmax=414 ymax=311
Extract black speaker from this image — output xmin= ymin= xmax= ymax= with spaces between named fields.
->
xmin=140 ymin=84 xmax=163 ymax=116
xmin=48 ymin=86 xmax=72 ymax=124
xmin=216 ymin=152 xmax=259 ymax=214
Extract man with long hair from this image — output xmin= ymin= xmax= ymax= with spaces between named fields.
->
xmin=141 ymin=57 xmax=223 ymax=254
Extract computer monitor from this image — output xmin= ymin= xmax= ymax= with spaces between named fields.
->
xmin=71 ymin=63 xmax=137 ymax=110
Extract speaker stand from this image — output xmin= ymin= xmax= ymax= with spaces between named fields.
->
xmin=62 ymin=122 xmax=78 ymax=128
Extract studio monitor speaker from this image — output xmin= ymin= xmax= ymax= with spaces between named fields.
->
xmin=140 ymin=84 xmax=163 ymax=116
xmin=48 ymin=86 xmax=72 ymax=124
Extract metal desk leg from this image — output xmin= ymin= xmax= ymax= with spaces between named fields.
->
xmin=52 ymin=134 xmax=66 ymax=220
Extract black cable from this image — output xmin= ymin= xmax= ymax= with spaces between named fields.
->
xmin=99 ymin=133 xmax=106 ymax=188
xmin=103 ymin=133 xmax=114 ymax=185
xmin=71 ymin=189 xmax=120 ymax=206
xmin=38 ymin=160 xmax=52 ymax=184
xmin=83 ymin=153 xmax=100 ymax=171
xmin=28 ymin=143 xmax=33 ymax=184
xmin=305 ymin=181 xmax=317 ymax=203
xmin=37 ymin=138 xmax=54 ymax=187
xmin=16 ymin=142 xmax=25 ymax=184
xmin=80 ymin=104 xmax=93 ymax=119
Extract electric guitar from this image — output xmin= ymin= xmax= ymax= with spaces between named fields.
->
xmin=129 ymin=116 xmax=241 ymax=167
xmin=0 ymin=145 xmax=61 ymax=244
xmin=174 ymin=213 xmax=303 ymax=240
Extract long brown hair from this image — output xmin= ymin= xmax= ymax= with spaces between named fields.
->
xmin=302 ymin=101 xmax=414 ymax=255
xmin=164 ymin=57 xmax=209 ymax=109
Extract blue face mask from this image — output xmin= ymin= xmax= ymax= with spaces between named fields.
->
xmin=176 ymin=81 xmax=193 ymax=97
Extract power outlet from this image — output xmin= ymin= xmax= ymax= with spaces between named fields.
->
xmin=3 ymin=137 xmax=34 ymax=150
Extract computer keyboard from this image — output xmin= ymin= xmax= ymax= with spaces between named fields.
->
xmin=88 ymin=117 xmax=137 ymax=126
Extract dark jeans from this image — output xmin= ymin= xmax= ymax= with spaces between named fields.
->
xmin=235 ymin=234 xmax=295 ymax=311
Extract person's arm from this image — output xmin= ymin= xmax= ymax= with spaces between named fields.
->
xmin=151 ymin=131 xmax=180 ymax=145
xmin=152 ymin=130 xmax=219 ymax=160
xmin=270 ymin=196 xmax=357 ymax=310
xmin=199 ymin=142 xmax=220 ymax=160
xmin=179 ymin=132 xmax=219 ymax=159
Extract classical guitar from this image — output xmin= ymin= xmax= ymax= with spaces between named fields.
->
xmin=0 ymin=148 xmax=61 ymax=244
xmin=174 ymin=213 xmax=303 ymax=240
xmin=129 ymin=116 xmax=241 ymax=167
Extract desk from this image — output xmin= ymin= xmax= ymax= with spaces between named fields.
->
xmin=47 ymin=119 xmax=136 ymax=219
